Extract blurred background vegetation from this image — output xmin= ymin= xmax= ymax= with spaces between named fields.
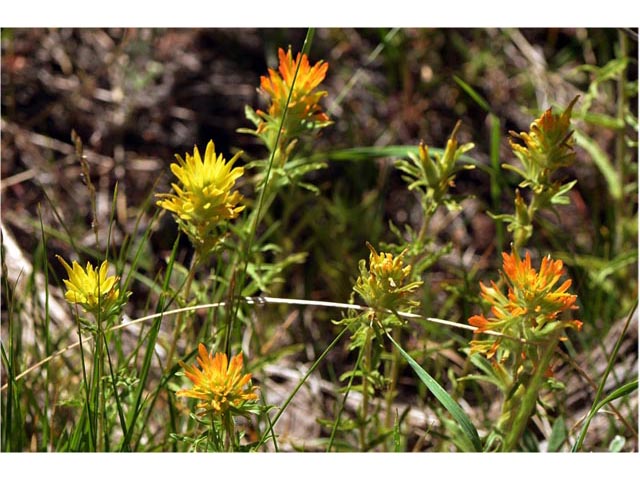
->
xmin=1 ymin=28 xmax=637 ymax=451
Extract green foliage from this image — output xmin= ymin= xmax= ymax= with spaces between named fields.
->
xmin=1 ymin=28 xmax=636 ymax=453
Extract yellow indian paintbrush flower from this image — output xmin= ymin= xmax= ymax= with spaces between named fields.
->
xmin=509 ymin=96 xmax=578 ymax=175
xmin=354 ymin=242 xmax=423 ymax=313
xmin=156 ymin=140 xmax=244 ymax=255
xmin=468 ymin=251 xmax=580 ymax=358
xmin=57 ymin=255 xmax=122 ymax=317
xmin=177 ymin=343 xmax=258 ymax=417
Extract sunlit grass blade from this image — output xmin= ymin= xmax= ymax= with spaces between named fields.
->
xmin=574 ymin=129 xmax=622 ymax=201
xmin=386 ymin=333 xmax=482 ymax=452
xmin=453 ymin=75 xmax=492 ymax=113
xmin=572 ymin=379 xmax=638 ymax=452
xmin=256 ymin=325 xmax=349 ymax=451
xmin=453 ymin=74 xmax=504 ymax=250
xmin=571 ymin=300 xmax=638 ymax=452
xmin=121 ymin=233 xmax=182 ymax=451
xmin=227 ymin=27 xmax=317 ymax=356
xmin=37 ymin=207 xmax=52 ymax=449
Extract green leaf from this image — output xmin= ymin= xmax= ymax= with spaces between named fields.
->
xmin=393 ymin=414 xmax=402 ymax=452
xmin=453 ymin=75 xmax=492 ymax=113
xmin=574 ymin=129 xmax=622 ymax=201
xmin=242 ymin=104 xmax=261 ymax=128
xmin=550 ymin=180 xmax=577 ymax=205
xmin=305 ymin=145 xmax=477 ymax=166
xmin=608 ymin=435 xmax=626 ymax=452
xmin=547 ymin=416 xmax=567 ymax=452
xmin=387 ymin=333 xmax=482 ymax=452
xmin=572 ymin=378 xmax=638 ymax=452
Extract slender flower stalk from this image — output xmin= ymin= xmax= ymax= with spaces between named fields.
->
xmin=57 ymin=255 xmax=128 ymax=451
xmin=494 ymin=96 xmax=579 ymax=249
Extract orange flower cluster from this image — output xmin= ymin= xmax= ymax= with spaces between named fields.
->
xmin=177 ymin=344 xmax=257 ymax=417
xmin=468 ymin=251 xmax=581 ymax=358
xmin=257 ymin=47 xmax=330 ymax=141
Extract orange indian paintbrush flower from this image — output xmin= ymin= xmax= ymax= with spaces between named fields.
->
xmin=256 ymin=47 xmax=330 ymax=144
xmin=468 ymin=251 xmax=581 ymax=358
xmin=177 ymin=344 xmax=257 ymax=416
xmin=259 ymin=47 xmax=329 ymax=125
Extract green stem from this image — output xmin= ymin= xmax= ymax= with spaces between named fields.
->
xmin=223 ymin=411 xmax=235 ymax=452
xmin=384 ymin=326 xmax=401 ymax=430
xmin=359 ymin=325 xmax=373 ymax=451
xmin=227 ymin=28 xmax=316 ymax=353
xmin=164 ymin=253 xmax=199 ymax=374
xmin=416 ymin=205 xmax=433 ymax=246
xmin=489 ymin=113 xmax=504 ymax=252
xmin=614 ymin=29 xmax=628 ymax=256
xmin=95 ymin=324 xmax=105 ymax=451
xmin=502 ymin=332 xmax=560 ymax=451
xmin=208 ymin=412 xmax=220 ymax=451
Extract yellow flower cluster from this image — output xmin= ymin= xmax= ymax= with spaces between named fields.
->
xmin=468 ymin=251 xmax=581 ymax=358
xmin=509 ymin=96 xmax=578 ymax=175
xmin=156 ymin=140 xmax=244 ymax=256
xmin=354 ymin=243 xmax=423 ymax=312
xmin=499 ymin=96 xmax=579 ymax=249
xmin=412 ymin=121 xmax=474 ymax=209
xmin=57 ymin=256 xmax=122 ymax=318
xmin=177 ymin=343 xmax=257 ymax=417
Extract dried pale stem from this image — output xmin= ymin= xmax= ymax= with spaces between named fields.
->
xmin=2 ymin=296 xmax=518 ymax=394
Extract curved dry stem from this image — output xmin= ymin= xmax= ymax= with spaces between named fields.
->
xmin=1 ymin=295 xmax=520 ymax=392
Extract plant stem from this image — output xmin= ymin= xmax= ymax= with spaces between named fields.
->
xmin=502 ymin=332 xmax=560 ymax=451
xmin=359 ymin=324 xmax=373 ymax=451
xmin=384 ymin=326 xmax=401 ymax=430
xmin=95 ymin=324 xmax=105 ymax=451
xmin=489 ymin=113 xmax=504 ymax=252
xmin=614 ymin=29 xmax=628 ymax=256
xmin=208 ymin=412 xmax=220 ymax=451
xmin=223 ymin=411 xmax=235 ymax=452
xmin=165 ymin=253 xmax=199 ymax=374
